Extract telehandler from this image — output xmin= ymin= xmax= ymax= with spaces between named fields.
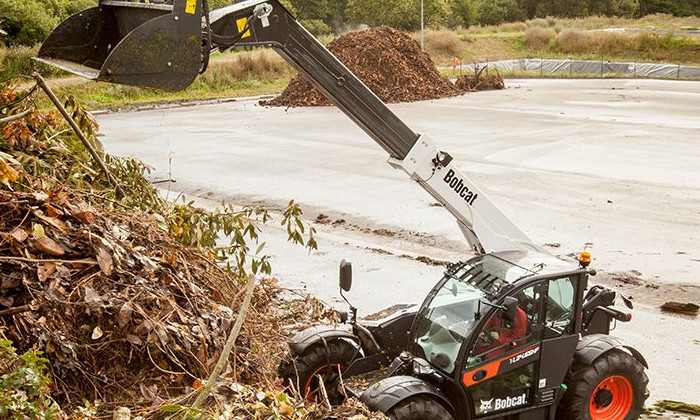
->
xmin=37 ymin=1 xmax=649 ymax=419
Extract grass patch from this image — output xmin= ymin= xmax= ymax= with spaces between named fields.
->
xmin=537 ymin=29 xmax=699 ymax=64
xmin=0 ymin=44 xmax=66 ymax=81
xmin=653 ymin=400 xmax=700 ymax=416
xmin=30 ymin=50 xmax=292 ymax=110
xmin=435 ymin=26 xmax=699 ymax=66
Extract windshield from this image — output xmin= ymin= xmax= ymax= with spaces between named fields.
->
xmin=414 ymin=255 xmax=532 ymax=374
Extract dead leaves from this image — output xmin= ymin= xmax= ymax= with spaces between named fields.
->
xmin=117 ymin=302 xmax=133 ymax=328
xmin=37 ymin=262 xmax=57 ymax=282
xmin=32 ymin=236 xmax=65 ymax=256
xmin=0 ymin=159 xmax=18 ymax=185
xmin=96 ymin=246 xmax=113 ymax=275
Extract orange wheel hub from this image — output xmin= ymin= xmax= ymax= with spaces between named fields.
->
xmin=590 ymin=375 xmax=634 ymax=420
xmin=304 ymin=364 xmax=342 ymax=403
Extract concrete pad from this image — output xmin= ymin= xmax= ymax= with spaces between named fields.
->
xmin=97 ymin=78 xmax=700 ymax=405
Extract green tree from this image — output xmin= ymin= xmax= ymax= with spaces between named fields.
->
xmin=346 ymin=0 xmax=452 ymax=30
xmin=291 ymin=0 xmax=347 ymax=30
xmin=475 ymin=0 xmax=525 ymax=25
xmin=587 ymin=0 xmax=640 ymax=16
xmin=639 ymin=0 xmax=700 ymax=16
xmin=210 ymin=0 xmax=295 ymax=14
xmin=535 ymin=0 xmax=588 ymax=17
xmin=447 ymin=0 xmax=476 ymax=27
xmin=517 ymin=0 xmax=541 ymax=18
xmin=0 ymin=0 xmax=58 ymax=46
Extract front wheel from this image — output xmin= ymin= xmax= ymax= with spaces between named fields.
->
xmin=279 ymin=340 xmax=358 ymax=405
xmin=387 ymin=396 xmax=454 ymax=420
xmin=559 ymin=350 xmax=649 ymax=420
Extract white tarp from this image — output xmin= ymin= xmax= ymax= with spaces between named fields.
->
xmin=456 ymin=59 xmax=700 ymax=80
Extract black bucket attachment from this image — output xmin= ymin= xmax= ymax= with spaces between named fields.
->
xmin=36 ymin=0 xmax=203 ymax=91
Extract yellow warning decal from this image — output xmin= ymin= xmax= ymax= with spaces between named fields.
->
xmin=236 ymin=17 xmax=251 ymax=39
xmin=185 ymin=0 xmax=197 ymax=15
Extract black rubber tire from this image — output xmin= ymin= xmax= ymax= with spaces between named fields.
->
xmin=279 ymin=340 xmax=357 ymax=405
xmin=387 ymin=396 xmax=454 ymax=420
xmin=558 ymin=350 xmax=649 ymax=420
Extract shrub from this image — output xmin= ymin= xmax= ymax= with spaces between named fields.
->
xmin=555 ymin=28 xmax=588 ymax=53
xmin=199 ymin=50 xmax=292 ymax=85
xmin=524 ymin=26 xmax=557 ymax=49
xmin=498 ymin=21 xmax=528 ymax=32
xmin=423 ymin=29 xmax=466 ymax=60
xmin=528 ymin=18 xmax=550 ymax=28
xmin=0 ymin=329 xmax=62 ymax=419
xmin=0 ymin=1 xmax=58 ymax=46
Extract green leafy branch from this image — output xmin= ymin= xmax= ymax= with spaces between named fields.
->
xmin=0 ymin=328 xmax=61 ymax=420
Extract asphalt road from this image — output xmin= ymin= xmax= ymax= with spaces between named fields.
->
xmin=97 ymin=78 xmax=700 ymax=406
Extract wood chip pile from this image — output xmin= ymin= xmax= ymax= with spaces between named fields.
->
xmin=263 ymin=26 xmax=461 ymax=107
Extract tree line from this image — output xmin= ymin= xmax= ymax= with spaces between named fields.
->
xmin=1 ymin=0 xmax=698 ymax=46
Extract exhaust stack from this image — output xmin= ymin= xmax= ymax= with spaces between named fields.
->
xmin=36 ymin=0 xmax=203 ymax=91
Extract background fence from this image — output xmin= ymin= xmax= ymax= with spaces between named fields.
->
xmin=455 ymin=59 xmax=700 ymax=80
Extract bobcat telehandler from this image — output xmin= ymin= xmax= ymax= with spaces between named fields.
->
xmin=37 ymin=1 xmax=649 ymax=419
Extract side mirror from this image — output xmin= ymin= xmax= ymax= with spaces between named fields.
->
xmin=339 ymin=260 xmax=352 ymax=292
xmin=503 ymin=297 xmax=519 ymax=322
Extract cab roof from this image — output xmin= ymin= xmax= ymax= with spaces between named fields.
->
xmin=487 ymin=250 xmax=583 ymax=281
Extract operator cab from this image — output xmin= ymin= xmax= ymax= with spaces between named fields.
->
xmin=411 ymin=251 xmax=587 ymax=418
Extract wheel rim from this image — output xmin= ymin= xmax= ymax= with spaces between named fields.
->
xmin=590 ymin=375 xmax=634 ymax=420
xmin=304 ymin=364 xmax=343 ymax=403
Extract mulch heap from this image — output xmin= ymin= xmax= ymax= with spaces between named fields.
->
xmin=263 ymin=26 xmax=462 ymax=107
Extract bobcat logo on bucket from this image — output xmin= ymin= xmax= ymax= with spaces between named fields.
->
xmin=480 ymin=398 xmax=494 ymax=413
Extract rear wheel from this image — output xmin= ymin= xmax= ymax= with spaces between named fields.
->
xmin=279 ymin=340 xmax=357 ymax=405
xmin=387 ymin=396 xmax=454 ymax=420
xmin=559 ymin=350 xmax=648 ymax=420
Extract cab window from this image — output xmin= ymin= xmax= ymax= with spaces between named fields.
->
xmin=544 ymin=277 xmax=576 ymax=339
xmin=467 ymin=282 xmax=543 ymax=367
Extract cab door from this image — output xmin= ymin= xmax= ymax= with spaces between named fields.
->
xmin=536 ymin=276 xmax=582 ymax=407
xmin=460 ymin=281 xmax=546 ymax=417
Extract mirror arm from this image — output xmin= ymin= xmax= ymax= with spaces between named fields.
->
xmin=475 ymin=299 xmax=506 ymax=321
xmin=340 ymin=289 xmax=357 ymax=323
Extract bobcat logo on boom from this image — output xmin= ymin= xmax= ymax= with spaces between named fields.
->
xmin=443 ymin=169 xmax=478 ymax=206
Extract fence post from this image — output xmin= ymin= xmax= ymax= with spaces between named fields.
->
xmin=677 ymin=64 xmax=681 ymax=80
xmin=540 ymin=59 xmax=544 ymax=77
xmin=600 ymin=59 xmax=604 ymax=78
xmin=633 ymin=61 xmax=637 ymax=78
xmin=570 ymin=58 xmax=573 ymax=77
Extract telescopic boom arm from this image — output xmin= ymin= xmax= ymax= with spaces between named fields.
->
xmin=37 ymin=0 xmax=543 ymax=254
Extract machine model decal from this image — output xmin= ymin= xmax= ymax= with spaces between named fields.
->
xmin=508 ymin=346 xmax=540 ymax=365
xmin=463 ymin=344 xmax=540 ymax=387
xmin=443 ymin=169 xmax=478 ymax=206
